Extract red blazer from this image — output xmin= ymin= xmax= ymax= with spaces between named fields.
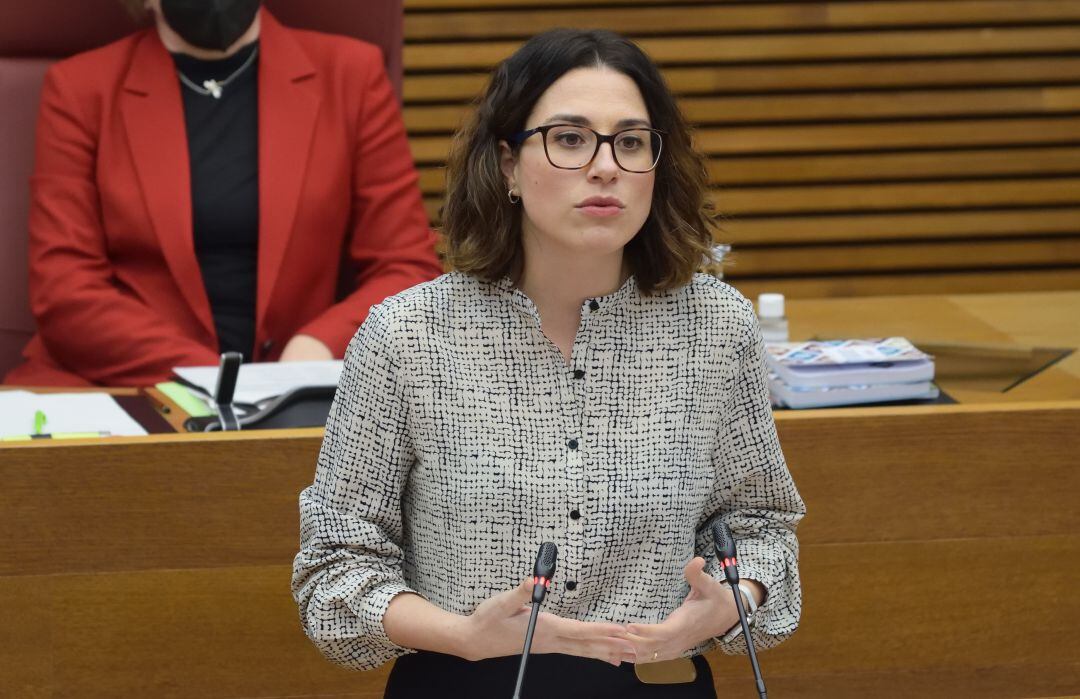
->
xmin=5 ymin=9 xmax=441 ymax=387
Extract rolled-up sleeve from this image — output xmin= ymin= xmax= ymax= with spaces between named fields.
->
xmin=695 ymin=298 xmax=805 ymax=654
xmin=291 ymin=303 xmax=418 ymax=670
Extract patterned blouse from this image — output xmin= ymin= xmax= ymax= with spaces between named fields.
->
xmin=292 ymin=272 xmax=805 ymax=671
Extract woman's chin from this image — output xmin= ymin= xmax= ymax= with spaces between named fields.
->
xmin=570 ymin=225 xmax=639 ymax=253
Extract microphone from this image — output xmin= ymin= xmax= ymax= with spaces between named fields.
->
xmin=711 ymin=521 xmax=768 ymax=699
xmin=512 ymin=542 xmax=558 ymax=699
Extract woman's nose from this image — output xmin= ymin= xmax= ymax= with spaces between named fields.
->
xmin=587 ymin=142 xmax=620 ymax=180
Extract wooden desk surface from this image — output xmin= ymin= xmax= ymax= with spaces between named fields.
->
xmin=786 ymin=290 xmax=1080 ymax=402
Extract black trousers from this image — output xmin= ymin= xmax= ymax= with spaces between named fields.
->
xmin=384 ymin=650 xmax=717 ymax=699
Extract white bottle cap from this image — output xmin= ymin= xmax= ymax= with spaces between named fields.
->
xmin=757 ymin=293 xmax=785 ymax=319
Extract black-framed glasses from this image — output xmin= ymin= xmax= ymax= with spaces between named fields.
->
xmin=508 ymin=123 xmax=664 ymax=173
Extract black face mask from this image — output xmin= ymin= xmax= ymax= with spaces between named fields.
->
xmin=160 ymin=0 xmax=261 ymax=52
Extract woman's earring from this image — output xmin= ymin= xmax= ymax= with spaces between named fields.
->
xmin=507 ymin=188 xmax=520 ymax=204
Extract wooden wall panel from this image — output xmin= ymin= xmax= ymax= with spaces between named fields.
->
xmin=401 ymin=0 xmax=1080 ymax=297
xmin=0 ymin=429 xmax=324 ymax=576
xmin=3 ymin=540 xmax=1076 ymax=698
xmin=404 ymin=2 xmax=1080 ymax=39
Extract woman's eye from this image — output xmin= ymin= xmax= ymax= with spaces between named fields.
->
xmin=554 ymin=132 xmax=586 ymax=147
xmin=617 ymin=135 xmax=644 ymax=150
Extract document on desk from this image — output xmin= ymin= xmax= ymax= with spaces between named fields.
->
xmin=0 ymin=391 xmax=148 ymax=439
xmin=173 ymin=360 xmax=343 ymax=405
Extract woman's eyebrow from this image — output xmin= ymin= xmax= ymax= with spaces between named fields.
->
xmin=542 ymin=114 xmax=590 ymax=126
xmin=541 ymin=114 xmax=653 ymax=128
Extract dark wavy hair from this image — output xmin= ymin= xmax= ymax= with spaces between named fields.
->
xmin=440 ymin=29 xmax=721 ymax=295
xmin=118 ymin=0 xmax=148 ymax=19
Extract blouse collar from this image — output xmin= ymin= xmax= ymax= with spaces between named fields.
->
xmin=488 ymin=273 xmax=639 ymax=321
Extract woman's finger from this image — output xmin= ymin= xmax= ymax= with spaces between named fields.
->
xmin=546 ymin=614 xmax=628 ymax=640
xmin=625 ymin=623 xmax=662 ymax=638
xmin=534 ymin=625 xmax=623 ymax=653
xmin=623 ymin=624 xmax=671 ymax=659
xmin=624 ymin=638 xmax=665 ymax=663
xmin=562 ymin=636 xmax=638 ymax=666
xmin=500 ymin=577 xmax=534 ymax=612
xmin=683 ymin=556 xmax=713 ymax=594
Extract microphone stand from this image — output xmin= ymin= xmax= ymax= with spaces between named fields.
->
xmin=712 ymin=521 xmax=768 ymax=699
xmin=512 ymin=602 xmax=543 ymax=699
xmin=728 ymin=581 xmax=767 ymax=699
xmin=511 ymin=542 xmax=558 ymax=699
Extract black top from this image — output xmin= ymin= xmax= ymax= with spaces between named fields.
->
xmin=172 ymin=41 xmax=259 ymax=359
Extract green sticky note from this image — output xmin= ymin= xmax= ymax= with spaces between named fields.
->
xmin=156 ymin=381 xmax=213 ymax=417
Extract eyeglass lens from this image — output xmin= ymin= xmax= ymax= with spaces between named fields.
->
xmin=543 ymin=126 xmax=661 ymax=172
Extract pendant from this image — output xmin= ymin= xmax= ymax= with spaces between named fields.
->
xmin=203 ymin=79 xmax=223 ymax=99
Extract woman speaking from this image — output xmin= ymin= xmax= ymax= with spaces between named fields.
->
xmin=293 ymin=28 xmax=804 ymax=699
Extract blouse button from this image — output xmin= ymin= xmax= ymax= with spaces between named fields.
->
xmin=568 ymin=439 xmax=579 ymax=450
xmin=573 ymin=369 xmax=585 ymax=380
xmin=570 ymin=509 xmax=581 ymax=520
xmin=565 ymin=581 xmax=578 ymax=591
xmin=588 ymin=300 xmax=600 ymax=311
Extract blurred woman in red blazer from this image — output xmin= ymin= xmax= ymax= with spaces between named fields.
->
xmin=3 ymin=0 xmax=442 ymax=387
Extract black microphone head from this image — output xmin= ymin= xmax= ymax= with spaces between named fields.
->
xmin=711 ymin=520 xmax=737 ymax=560
xmin=534 ymin=542 xmax=558 ymax=579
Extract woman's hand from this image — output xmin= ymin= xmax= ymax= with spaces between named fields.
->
xmin=279 ymin=334 xmax=334 ymax=362
xmin=460 ymin=577 xmax=638 ymax=666
xmin=625 ymin=557 xmax=755 ymax=663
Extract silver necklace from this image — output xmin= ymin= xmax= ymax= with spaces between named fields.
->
xmin=176 ymin=46 xmax=259 ymax=99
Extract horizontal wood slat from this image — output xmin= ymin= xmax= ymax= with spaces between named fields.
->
xmin=419 ymin=148 xmax=1080 ymax=192
xmin=703 ymin=147 xmax=1080 ymax=185
xmin=405 ymin=1 xmax=1080 ymax=41
xmin=714 ymin=178 xmax=1080 ymax=215
xmin=404 ymin=57 xmax=1080 ymax=102
xmin=410 ymin=116 xmax=1080 ymax=162
xmin=421 ymin=177 xmax=1080 ymax=219
xmin=405 ymin=87 xmax=1080 ymax=132
xmin=728 ymin=267 xmax=1080 ymax=298
xmin=724 ymin=236 xmax=1080 ymax=276
xmin=691 ymin=117 xmax=1080 ymax=155
xmin=723 ymin=208 xmax=1080 ymax=245
xmin=418 ymin=205 xmax=1080 ymax=248
xmin=405 ymin=27 xmax=1080 ymax=70
xmin=407 ymin=0 xmax=782 ymax=6
xmin=406 ymin=0 xmax=829 ymax=7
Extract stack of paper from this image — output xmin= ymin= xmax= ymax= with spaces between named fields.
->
xmin=0 ymin=391 xmax=148 ymax=439
xmin=765 ymin=338 xmax=938 ymax=409
xmin=173 ymin=360 xmax=343 ymax=407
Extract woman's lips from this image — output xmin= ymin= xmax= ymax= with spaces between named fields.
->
xmin=576 ymin=205 xmax=623 ymax=217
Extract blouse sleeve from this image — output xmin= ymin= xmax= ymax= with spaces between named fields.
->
xmin=291 ymin=302 xmax=418 ymax=670
xmin=695 ymin=297 xmax=806 ymax=654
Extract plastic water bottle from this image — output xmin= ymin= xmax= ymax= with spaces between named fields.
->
xmin=757 ymin=293 xmax=789 ymax=343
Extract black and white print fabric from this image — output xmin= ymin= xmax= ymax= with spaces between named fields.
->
xmin=292 ymin=272 xmax=805 ymax=670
